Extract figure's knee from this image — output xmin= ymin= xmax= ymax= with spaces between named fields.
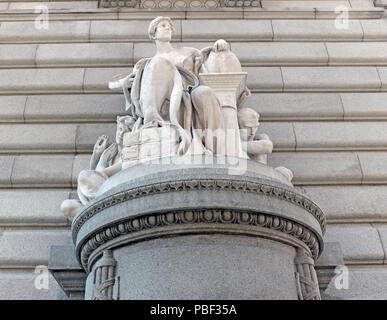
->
xmin=191 ymin=85 xmax=217 ymax=104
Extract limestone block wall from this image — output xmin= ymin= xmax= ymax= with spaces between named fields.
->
xmin=0 ymin=0 xmax=386 ymax=299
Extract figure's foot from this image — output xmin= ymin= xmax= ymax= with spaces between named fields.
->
xmin=60 ymin=199 xmax=82 ymax=222
xmin=275 ymin=166 xmax=294 ymax=182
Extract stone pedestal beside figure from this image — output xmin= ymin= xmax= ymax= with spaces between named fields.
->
xmin=54 ymin=16 xmax=327 ymax=300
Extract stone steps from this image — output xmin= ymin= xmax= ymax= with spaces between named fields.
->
xmin=5 ymin=41 xmax=387 ymax=68
xmin=2 ymin=121 xmax=387 ymax=153
xmin=1 ymin=66 xmax=387 ymax=94
xmin=0 ymin=7 xmax=383 ymax=21
xmin=1 ymin=18 xmax=387 ymax=43
xmin=0 ymin=152 xmax=387 ymax=188
xmin=4 ymin=93 xmax=387 ymax=123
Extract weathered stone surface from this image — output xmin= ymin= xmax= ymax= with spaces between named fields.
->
xmin=376 ymin=67 xmax=387 ymax=89
xmin=324 ymin=224 xmax=384 ymax=263
xmin=272 ymin=20 xmax=363 ymax=41
xmin=293 ymin=122 xmax=387 ymax=151
xmin=0 ymin=156 xmax=14 ymax=186
xmin=11 ymin=155 xmax=74 ymax=187
xmin=326 ymin=42 xmax=387 ymax=64
xmin=36 ymin=43 xmax=133 ymax=67
xmin=0 ymin=270 xmax=62 ymax=300
xmin=282 ymin=67 xmax=381 ymax=91
xmin=8 ymin=1 xmax=98 ymax=9
xmin=0 ymin=21 xmax=90 ymax=42
xmin=361 ymin=19 xmax=387 ymax=40
xmin=0 ymin=44 xmax=37 ymax=66
xmin=268 ymin=152 xmax=363 ymax=185
xmin=262 ymin=0 xmax=351 ymax=8
xmin=357 ymin=152 xmax=387 ymax=183
xmin=24 ymin=94 xmax=125 ymax=122
xmin=0 ymin=229 xmax=71 ymax=266
xmin=341 ymin=92 xmax=387 ymax=119
xmin=303 ymin=186 xmax=387 ymax=222
xmin=248 ymin=93 xmax=344 ymax=120
xmin=0 ymin=96 xmax=26 ymax=122
xmin=0 ymin=124 xmax=76 ymax=153
xmin=258 ymin=122 xmax=296 ymax=151
xmin=83 ymin=67 xmax=130 ymax=92
xmin=181 ymin=20 xmax=273 ymax=41
xmin=0 ymin=68 xmax=84 ymax=93
xmin=324 ymin=265 xmax=387 ymax=300
xmin=0 ymin=190 xmax=69 ymax=226
xmin=90 ymin=20 xmax=181 ymax=41
xmin=231 ymin=42 xmax=328 ymax=65
xmin=373 ymin=224 xmax=387 ymax=263
xmin=245 ymin=67 xmax=283 ymax=91
xmin=75 ymin=123 xmax=116 ymax=152
xmin=71 ymin=154 xmax=90 ymax=187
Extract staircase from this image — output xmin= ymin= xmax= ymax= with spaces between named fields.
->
xmin=0 ymin=0 xmax=387 ymax=299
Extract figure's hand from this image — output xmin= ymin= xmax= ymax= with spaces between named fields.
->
xmin=101 ymin=143 xmax=118 ymax=164
xmin=93 ymin=135 xmax=108 ymax=155
xmin=213 ymin=39 xmax=229 ymax=52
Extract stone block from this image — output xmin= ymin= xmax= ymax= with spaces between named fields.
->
xmin=181 ymin=20 xmax=273 ymax=41
xmin=361 ymin=19 xmax=387 ymax=40
xmin=341 ymin=92 xmax=387 ymax=119
xmin=24 ymin=94 xmax=125 ymax=122
xmin=282 ymin=66 xmax=381 ymax=91
xmin=75 ymin=123 xmax=116 ymax=152
xmin=0 ymin=21 xmax=90 ymax=43
xmin=0 ymin=156 xmax=14 ymax=186
xmin=0 ymin=229 xmax=71 ymax=267
xmin=0 ymin=124 xmax=77 ymax=153
xmin=324 ymin=224 xmax=384 ymax=263
xmin=245 ymin=67 xmax=283 ymax=91
xmin=258 ymin=122 xmax=296 ymax=151
xmin=0 ymin=190 xmax=69 ymax=226
xmin=0 ymin=270 xmax=62 ymax=300
xmin=262 ymin=0 xmax=351 ymax=8
xmin=246 ymin=93 xmax=343 ymax=120
xmin=71 ymin=154 xmax=91 ymax=187
xmin=0 ymin=44 xmax=37 ymax=66
xmin=326 ymin=42 xmax=387 ymax=65
xmin=83 ymin=67 xmax=130 ymax=92
xmin=36 ymin=42 xmax=133 ymax=67
xmin=268 ymin=152 xmax=363 ymax=185
xmin=272 ymin=19 xmax=363 ymax=41
xmin=357 ymin=152 xmax=387 ymax=183
xmin=303 ymin=185 xmax=387 ymax=222
xmin=230 ymin=42 xmax=328 ymax=65
xmin=324 ymin=265 xmax=387 ymax=299
xmin=0 ymin=68 xmax=84 ymax=94
xmin=293 ymin=122 xmax=387 ymax=151
xmin=8 ymin=1 xmax=98 ymax=9
xmin=11 ymin=155 xmax=74 ymax=187
xmin=0 ymin=96 xmax=26 ymax=122
xmin=90 ymin=20 xmax=181 ymax=41
xmin=376 ymin=67 xmax=387 ymax=90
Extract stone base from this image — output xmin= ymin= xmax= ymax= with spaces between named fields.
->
xmin=71 ymin=156 xmax=326 ymax=300
xmin=121 ymin=125 xmax=179 ymax=170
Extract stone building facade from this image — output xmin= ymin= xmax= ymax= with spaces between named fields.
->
xmin=0 ymin=0 xmax=387 ymax=299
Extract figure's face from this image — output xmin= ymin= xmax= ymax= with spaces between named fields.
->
xmin=115 ymin=122 xmax=128 ymax=145
xmin=154 ymin=20 xmax=172 ymax=42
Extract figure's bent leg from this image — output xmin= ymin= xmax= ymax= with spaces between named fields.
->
xmin=191 ymin=85 xmax=225 ymax=154
xmin=139 ymin=56 xmax=175 ymax=126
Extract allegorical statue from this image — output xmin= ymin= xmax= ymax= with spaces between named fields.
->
xmin=61 ymin=16 xmax=291 ymax=221
xmin=109 ymin=16 xmax=249 ymax=155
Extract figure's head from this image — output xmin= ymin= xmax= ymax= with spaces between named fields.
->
xmin=116 ymin=115 xmax=135 ymax=145
xmin=148 ymin=16 xmax=175 ymax=42
xmin=237 ymin=108 xmax=260 ymax=140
